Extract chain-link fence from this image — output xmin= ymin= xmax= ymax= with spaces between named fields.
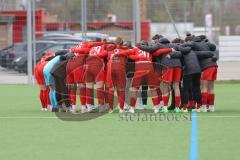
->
xmin=0 ymin=0 xmax=240 ymax=84
xmin=1 ymin=0 xmax=240 ymax=47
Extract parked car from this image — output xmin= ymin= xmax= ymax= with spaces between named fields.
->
xmin=12 ymin=41 xmax=79 ymax=73
xmin=0 ymin=45 xmax=14 ymax=68
xmin=0 ymin=41 xmax=57 ymax=69
xmin=38 ymin=33 xmax=85 ymax=42
xmin=39 ymin=37 xmax=84 ymax=42
xmin=41 ymin=33 xmax=73 ymax=38
xmin=73 ymin=32 xmax=107 ymax=41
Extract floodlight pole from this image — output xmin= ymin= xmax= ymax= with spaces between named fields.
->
xmin=32 ymin=0 xmax=36 ymax=77
xmin=162 ymin=0 xmax=181 ymax=38
xmin=81 ymin=0 xmax=87 ymax=41
xmin=27 ymin=0 xmax=33 ymax=84
xmin=134 ymin=0 xmax=141 ymax=43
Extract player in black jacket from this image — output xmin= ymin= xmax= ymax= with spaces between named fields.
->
xmin=181 ymin=36 xmax=214 ymax=112
xmin=197 ymin=35 xmax=218 ymax=112
xmin=51 ymin=50 xmax=74 ymax=112
xmin=137 ymin=38 xmax=184 ymax=113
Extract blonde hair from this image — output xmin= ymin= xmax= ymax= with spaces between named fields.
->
xmin=115 ymin=37 xmax=123 ymax=45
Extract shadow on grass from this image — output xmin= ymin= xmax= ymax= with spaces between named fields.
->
xmin=55 ymin=108 xmax=108 ymax=121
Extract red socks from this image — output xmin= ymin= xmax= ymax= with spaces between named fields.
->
xmin=68 ymin=88 xmax=76 ymax=105
xmin=130 ymin=96 xmax=137 ymax=107
xmin=80 ymin=87 xmax=86 ymax=106
xmin=156 ymin=88 xmax=162 ymax=103
xmin=201 ymin=92 xmax=208 ymax=105
xmin=182 ymin=104 xmax=188 ymax=110
xmin=152 ymin=97 xmax=159 ymax=106
xmin=191 ymin=100 xmax=196 ymax=108
xmin=162 ymin=95 xmax=169 ymax=106
xmin=39 ymin=90 xmax=46 ymax=108
xmin=105 ymin=90 xmax=125 ymax=110
xmin=86 ymin=88 xmax=93 ymax=105
xmin=97 ymin=87 xmax=105 ymax=105
xmin=197 ymin=103 xmax=201 ymax=109
xmin=107 ymin=90 xmax=114 ymax=110
xmin=175 ymin=96 xmax=181 ymax=108
xmin=40 ymin=89 xmax=52 ymax=108
xmin=208 ymin=93 xmax=215 ymax=105
xmin=117 ymin=90 xmax=125 ymax=110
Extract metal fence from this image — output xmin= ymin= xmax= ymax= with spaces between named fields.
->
xmin=0 ymin=0 xmax=240 ymax=84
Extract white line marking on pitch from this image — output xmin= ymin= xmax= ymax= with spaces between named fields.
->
xmin=195 ymin=115 xmax=240 ymax=118
xmin=0 ymin=115 xmax=240 ymax=119
xmin=0 ymin=116 xmax=58 ymax=119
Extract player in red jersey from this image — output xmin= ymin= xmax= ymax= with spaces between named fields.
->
xmin=66 ymin=41 xmax=104 ymax=113
xmin=105 ymin=37 xmax=131 ymax=113
xmin=75 ymin=40 xmax=113 ymax=112
xmin=127 ymin=41 xmax=173 ymax=113
xmin=34 ymin=52 xmax=55 ymax=111
xmin=34 ymin=62 xmax=48 ymax=111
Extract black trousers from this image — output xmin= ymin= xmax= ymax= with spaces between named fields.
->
xmin=181 ymin=73 xmax=201 ymax=105
xmin=54 ymin=76 xmax=71 ymax=108
xmin=169 ymin=84 xmax=175 ymax=110
xmin=141 ymin=85 xmax=148 ymax=105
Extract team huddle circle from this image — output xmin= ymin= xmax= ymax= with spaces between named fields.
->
xmin=34 ymin=34 xmax=217 ymax=117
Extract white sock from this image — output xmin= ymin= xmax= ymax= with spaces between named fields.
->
xmin=86 ymin=104 xmax=93 ymax=110
xmin=72 ymin=105 xmax=77 ymax=110
xmin=154 ymin=105 xmax=159 ymax=109
xmin=47 ymin=105 xmax=52 ymax=111
xmin=201 ymin=105 xmax=207 ymax=110
xmin=163 ymin=106 xmax=168 ymax=109
xmin=159 ymin=101 xmax=164 ymax=107
xmin=137 ymin=97 xmax=142 ymax=106
xmin=209 ymin=105 xmax=214 ymax=109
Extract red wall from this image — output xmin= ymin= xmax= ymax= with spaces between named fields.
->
xmin=0 ymin=10 xmax=150 ymax=43
xmin=0 ymin=10 xmax=45 ymax=43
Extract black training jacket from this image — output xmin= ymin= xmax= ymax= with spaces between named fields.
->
xmin=51 ymin=53 xmax=74 ymax=79
xmin=198 ymin=42 xmax=218 ymax=70
xmin=137 ymin=39 xmax=182 ymax=68
xmin=185 ymin=37 xmax=217 ymax=71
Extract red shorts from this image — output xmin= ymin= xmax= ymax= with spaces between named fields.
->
xmin=132 ymin=62 xmax=159 ymax=89
xmin=84 ymin=59 xmax=105 ymax=83
xmin=66 ymin=57 xmax=85 ymax=84
xmin=162 ymin=67 xmax=182 ymax=82
xmin=153 ymin=62 xmax=167 ymax=81
xmin=201 ymin=66 xmax=218 ymax=81
xmin=35 ymin=62 xmax=47 ymax=85
xmin=154 ymin=70 xmax=163 ymax=81
xmin=106 ymin=65 xmax=126 ymax=88
xmin=34 ymin=63 xmax=41 ymax=84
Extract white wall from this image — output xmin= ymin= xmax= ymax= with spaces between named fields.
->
xmin=219 ymin=36 xmax=240 ymax=61
xmin=151 ymin=22 xmax=221 ymax=42
xmin=151 ymin=22 xmax=194 ymax=40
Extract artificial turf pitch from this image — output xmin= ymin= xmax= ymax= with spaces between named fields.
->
xmin=0 ymin=82 xmax=239 ymax=160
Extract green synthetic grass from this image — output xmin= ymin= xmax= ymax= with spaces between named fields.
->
xmin=0 ymin=83 xmax=239 ymax=160
xmin=198 ymin=83 xmax=240 ymax=160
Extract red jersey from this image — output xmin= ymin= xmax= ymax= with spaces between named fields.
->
xmin=83 ymin=44 xmax=109 ymax=68
xmin=69 ymin=41 xmax=104 ymax=55
xmin=68 ymin=42 xmax=104 ymax=65
xmin=128 ymin=47 xmax=173 ymax=62
xmin=107 ymin=47 xmax=129 ymax=66
xmin=129 ymin=47 xmax=152 ymax=62
xmin=88 ymin=45 xmax=108 ymax=58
